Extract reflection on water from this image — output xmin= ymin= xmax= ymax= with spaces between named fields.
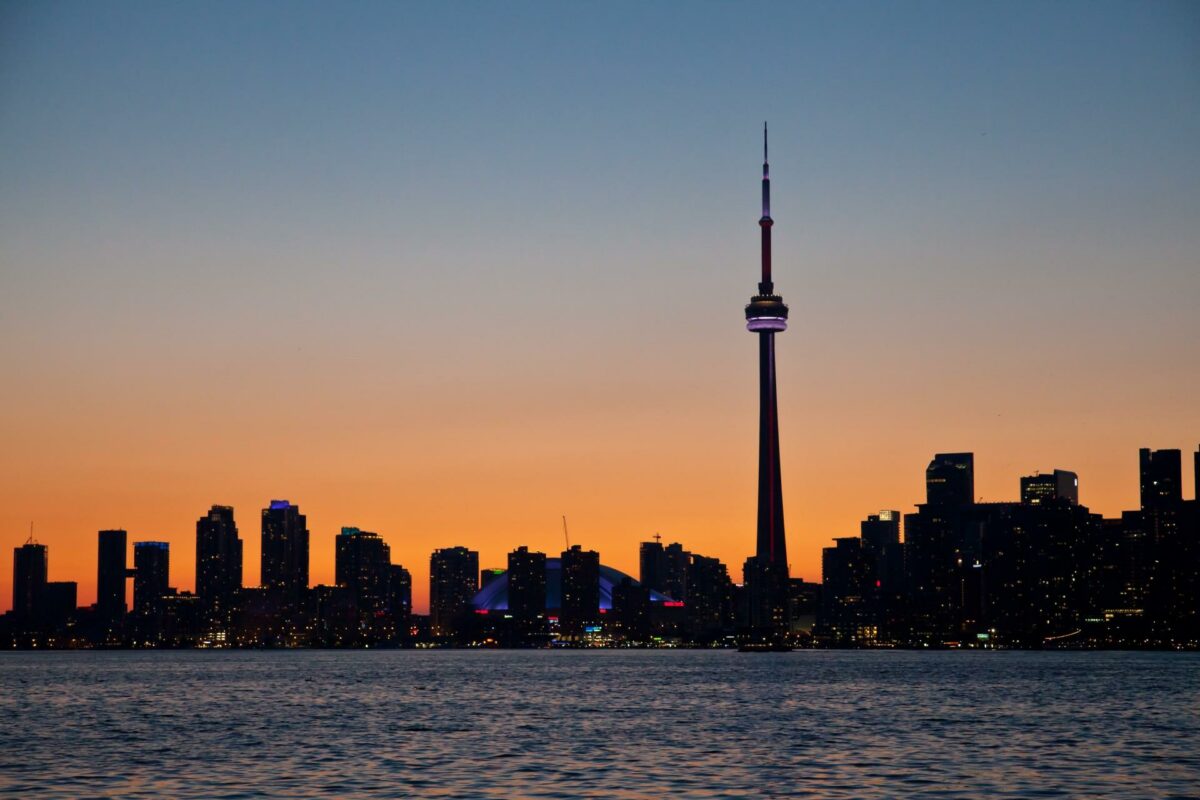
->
xmin=1 ymin=650 xmax=1198 ymax=798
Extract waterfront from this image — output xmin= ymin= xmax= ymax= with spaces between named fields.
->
xmin=1 ymin=650 xmax=1198 ymax=798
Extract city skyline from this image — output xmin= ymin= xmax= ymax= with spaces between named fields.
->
xmin=2 ymin=3 xmax=1199 ymax=613
xmin=5 ymin=443 xmax=1199 ymax=619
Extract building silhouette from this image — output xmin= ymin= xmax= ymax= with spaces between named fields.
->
xmin=507 ymin=546 xmax=546 ymax=640
xmin=559 ymin=544 xmax=600 ymax=641
xmin=96 ymin=529 xmax=128 ymax=632
xmin=335 ymin=527 xmax=391 ymax=616
xmin=429 ymin=546 xmax=478 ymax=638
xmin=196 ymin=505 xmax=241 ymax=617
xmin=742 ymin=125 xmax=792 ymax=641
xmin=685 ymin=553 xmax=734 ymax=643
xmin=1140 ymin=448 xmax=1182 ymax=510
xmin=12 ymin=539 xmax=47 ymax=625
xmin=639 ymin=540 xmax=666 ymax=594
xmin=260 ymin=500 xmax=308 ymax=596
xmin=133 ymin=542 xmax=170 ymax=616
xmin=388 ymin=564 xmax=412 ymax=635
xmin=1021 ymin=470 xmax=1079 ymax=506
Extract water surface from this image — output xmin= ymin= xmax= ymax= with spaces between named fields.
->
xmin=1 ymin=650 xmax=1197 ymax=798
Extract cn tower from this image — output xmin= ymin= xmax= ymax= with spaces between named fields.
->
xmin=745 ymin=123 xmax=789 ymax=571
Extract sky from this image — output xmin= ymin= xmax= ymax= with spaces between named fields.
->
xmin=1 ymin=1 xmax=1198 ymax=613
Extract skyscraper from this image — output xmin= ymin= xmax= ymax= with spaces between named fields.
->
xmin=335 ymin=527 xmax=391 ymax=615
xmin=663 ymin=542 xmax=690 ymax=603
xmin=926 ymin=453 xmax=975 ymax=506
xmin=507 ymin=546 xmax=546 ymax=636
xmin=261 ymin=500 xmax=309 ymax=595
xmin=639 ymin=540 xmax=666 ymax=594
xmin=133 ymin=541 xmax=170 ymax=617
xmin=388 ymin=564 xmax=412 ymax=633
xmin=742 ymin=125 xmax=791 ymax=639
xmin=1139 ymin=448 xmax=1182 ymax=510
xmin=559 ymin=545 xmax=600 ymax=641
xmin=12 ymin=539 xmax=47 ymax=624
xmin=429 ymin=546 xmax=478 ymax=638
xmin=860 ymin=511 xmax=900 ymax=555
xmin=1020 ymin=471 xmax=1079 ymax=506
xmin=96 ymin=529 xmax=128 ymax=629
xmin=196 ymin=505 xmax=242 ymax=614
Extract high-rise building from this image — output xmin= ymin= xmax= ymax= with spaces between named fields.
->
xmin=388 ymin=564 xmax=412 ymax=632
xmin=1139 ymin=448 xmax=1182 ymax=510
xmin=638 ymin=540 xmax=666 ymax=594
xmin=261 ymin=500 xmax=308 ymax=595
xmin=96 ymin=529 xmax=128 ymax=628
xmin=133 ymin=541 xmax=170 ymax=617
xmin=610 ymin=577 xmax=650 ymax=643
xmin=860 ymin=510 xmax=900 ymax=555
xmin=12 ymin=539 xmax=48 ymax=624
xmin=685 ymin=554 xmax=734 ymax=643
xmin=429 ymin=546 xmax=478 ymax=638
xmin=196 ymin=505 xmax=242 ymax=614
xmin=926 ymin=453 xmax=975 ymax=506
xmin=507 ymin=546 xmax=546 ymax=636
xmin=559 ymin=545 xmax=600 ymax=640
xmin=335 ymin=527 xmax=391 ymax=615
xmin=904 ymin=454 xmax=982 ymax=643
xmin=819 ymin=537 xmax=875 ymax=645
xmin=1021 ymin=471 xmax=1079 ymax=506
xmin=742 ymin=125 xmax=792 ymax=640
xmin=663 ymin=542 xmax=690 ymax=602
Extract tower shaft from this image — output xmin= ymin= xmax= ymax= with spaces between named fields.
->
xmin=756 ymin=331 xmax=787 ymax=566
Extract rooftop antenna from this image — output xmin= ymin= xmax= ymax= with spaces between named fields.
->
xmin=26 ymin=521 xmax=34 ymax=545
xmin=653 ymin=532 xmax=662 ymax=544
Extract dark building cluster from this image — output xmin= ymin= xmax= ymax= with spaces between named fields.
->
xmin=5 ymin=501 xmax=413 ymax=648
xmin=816 ymin=447 xmax=1200 ymax=649
xmin=4 ymin=446 xmax=1197 ymax=650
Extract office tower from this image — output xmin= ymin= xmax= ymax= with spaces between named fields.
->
xmin=1139 ymin=448 xmax=1182 ymax=510
xmin=559 ymin=545 xmax=600 ymax=640
xmin=196 ymin=505 xmax=242 ymax=613
xmin=97 ymin=529 xmax=128 ymax=627
xmin=480 ymin=568 xmax=506 ymax=590
xmin=926 ymin=453 xmax=975 ymax=506
xmin=639 ymin=540 xmax=666 ymax=593
xmin=12 ymin=539 xmax=48 ymax=624
xmin=611 ymin=577 xmax=650 ymax=643
xmin=742 ymin=125 xmax=792 ymax=639
xmin=133 ymin=542 xmax=170 ymax=617
xmin=429 ymin=546 xmax=478 ymax=638
xmin=819 ymin=537 xmax=875 ymax=645
xmin=335 ymin=527 xmax=391 ymax=615
xmin=663 ymin=542 xmax=690 ymax=602
xmin=507 ymin=546 xmax=546 ymax=636
xmin=388 ymin=565 xmax=412 ymax=631
xmin=860 ymin=510 xmax=904 ymax=635
xmin=860 ymin=510 xmax=900 ymax=555
xmin=904 ymin=454 xmax=983 ymax=644
xmin=1021 ymin=471 xmax=1079 ymax=506
xmin=261 ymin=500 xmax=309 ymax=595
xmin=685 ymin=554 xmax=734 ymax=643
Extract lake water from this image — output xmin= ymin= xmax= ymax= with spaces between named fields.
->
xmin=1 ymin=650 xmax=1197 ymax=798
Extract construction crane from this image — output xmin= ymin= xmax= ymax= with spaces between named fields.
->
xmin=562 ymin=515 xmax=570 ymax=550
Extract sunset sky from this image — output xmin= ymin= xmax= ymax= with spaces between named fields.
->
xmin=1 ymin=2 xmax=1197 ymax=613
